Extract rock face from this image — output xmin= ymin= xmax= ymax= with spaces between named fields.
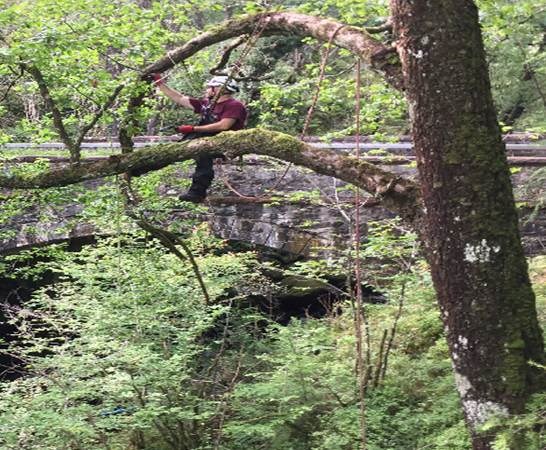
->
xmin=1 ymin=156 xmax=544 ymax=255
xmin=203 ymin=158 xmax=398 ymax=257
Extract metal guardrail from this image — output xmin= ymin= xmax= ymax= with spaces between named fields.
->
xmin=2 ymin=141 xmax=546 ymax=152
xmin=2 ymin=141 xmax=546 ymax=166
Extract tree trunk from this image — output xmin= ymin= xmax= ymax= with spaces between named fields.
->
xmin=390 ymin=1 xmax=545 ymax=448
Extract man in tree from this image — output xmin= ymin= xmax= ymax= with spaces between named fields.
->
xmin=152 ymin=74 xmax=247 ymax=202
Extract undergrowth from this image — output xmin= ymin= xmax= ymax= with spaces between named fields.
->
xmin=0 ymin=226 xmax=544 ymax=449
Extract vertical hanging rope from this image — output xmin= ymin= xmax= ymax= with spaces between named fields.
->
xmin=353 ymin=58 xmax=368 ymax=450
xmin=301 ymin=27 xmax=346 ymax=137
xmin=216 ymin=24 xmax=345 ymax=199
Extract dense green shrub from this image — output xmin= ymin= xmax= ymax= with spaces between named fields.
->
xmin=1 ymin=227 xmax=544 ymax=449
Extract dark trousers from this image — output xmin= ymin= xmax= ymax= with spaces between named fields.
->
xmin=183 ymin=131 xmax=222 ymax=195
xmin=190 ymin=154 xmax=215 ymax=195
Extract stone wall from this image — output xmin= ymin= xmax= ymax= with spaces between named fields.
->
xmin=1 ymin=156 xmax=544 ymax=256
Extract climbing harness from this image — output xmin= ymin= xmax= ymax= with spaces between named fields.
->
xmin=216 ymin=24 xmax=346 ymax=200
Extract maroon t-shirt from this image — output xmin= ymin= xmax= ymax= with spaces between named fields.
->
xmin=189 ymin=97 xmax=247 ymax=130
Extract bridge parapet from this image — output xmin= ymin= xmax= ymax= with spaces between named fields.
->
xmin=1 ymin=152 xmax=544 ymax=256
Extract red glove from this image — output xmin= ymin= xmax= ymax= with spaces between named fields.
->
xmin=176 ymin=125 xmax=194 ymax=134
xmin=151 ymin=73 xmax=164 ymax=85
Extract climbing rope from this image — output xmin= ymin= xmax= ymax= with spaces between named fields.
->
xmin=216 ymin=24 xmax=346 ymax=200
xmin=352 ymin=58 xmax=368 ymax=450
xmin=209 ymin=12 xmax=271 ymax=110
xmin=354 ymin=59 xmax=363 ymax=315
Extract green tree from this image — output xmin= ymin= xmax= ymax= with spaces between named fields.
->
xmin=0 ymin=233 xmax=275 ymax=449
xmin=0 ymin=1 xmax=544 ymax=448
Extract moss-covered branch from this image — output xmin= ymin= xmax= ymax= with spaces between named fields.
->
xmin=0 ymin=129 xmax=421 ymax=224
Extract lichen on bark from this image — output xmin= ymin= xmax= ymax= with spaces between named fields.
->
xmin=390 ymin=0 xmax=545 ymax=446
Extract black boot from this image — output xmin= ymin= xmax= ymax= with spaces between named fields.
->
xmin=179 ymin=189 xmax=206 ymax=203
xmin=179 ymin=154 xmax=216 ymax=203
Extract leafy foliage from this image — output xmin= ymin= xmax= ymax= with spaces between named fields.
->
xmin=0 ymin=1 xmax=545 ymax=449
xmin=1 ymin=0 xmax=544 ymax=148
xmin=1 ymin=221 xmax=545 ymax=449
xmin=478 ymin=0 xmax=546 ymax=130
xmin=0 ymin=222 xmax=478 ymax=450
xmin=0 ymin=232 xmax=273 ymax=450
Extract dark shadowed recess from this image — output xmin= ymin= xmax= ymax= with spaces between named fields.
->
xmin=0 ymin=237 xmax=384 ymax=380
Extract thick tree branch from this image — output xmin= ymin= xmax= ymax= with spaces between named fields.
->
xmin=120 ymin=12 xmax=402 ymax=155
xmin=0 ymin=129 xmax=421 ymax=225
xmin=141 ymin=12 xmax=403 ymax=90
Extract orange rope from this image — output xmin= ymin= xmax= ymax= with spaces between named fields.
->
xmin=217 ymin=25 xmax=346 ymax=199
xmin=353 ymin=58 xmax=367 ymax=450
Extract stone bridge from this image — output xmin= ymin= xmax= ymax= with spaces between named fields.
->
xmin=1 ymin=138 xmax=545 ymax=257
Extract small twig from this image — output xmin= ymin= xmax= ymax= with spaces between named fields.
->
xmin=353 ymin=57 xmax=369 ymax=450
xmin=60 ymin=17 xmax=141 ymax=72
xmin=213 ymin=349 xmax=244 ymax=450
xmin=97 ymin=49 xmax=142 ymax=72
xmin=372 ymin=329 xmax=388 ymax=388
xmin=205 ymin=298 xmax=234 ymax=382
xmin=75 ymin=84 xmax=125 ymax=149
xmin=333 ymin=178 xmax=352 ymax=223
xmin=0 ymin=70 xmax=23 ymax=102
xmin=210 ymin=69 xmax=273 ymax=82
xmin=210 ymin=36 xmax=247 ymax=75
xmin=362 ymin=309 xmax=373 ymax=388
xmin=63 ymin=80 xmax=104 ymax=107
xmin=137 ymin=219 xmax=210 ymax=306
xmin=324 ymin=383 xmax=350 ymax=408
xmin=325 ymin=60 xmax=358 ymax=79
xmin=516 ymin=40 xmax=546 ymax=109
xmin=365 ymin=19 xmax=393 ymax=34
xmin=380 ymin=281 xmax=406 ymax=381
xmin=120 ymin=179 xmax=211 ymax=305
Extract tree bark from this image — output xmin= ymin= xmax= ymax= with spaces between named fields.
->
xmin=390 ymin=1 xmax=545 ymax=448
xmin=142 ymin=12 xmax=403 ymax=91
xmin=0 ymin=129 xmax=422 ymax=225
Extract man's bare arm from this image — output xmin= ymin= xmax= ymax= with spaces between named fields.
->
xmin=157 ymin=84 xmax=193 ymax=109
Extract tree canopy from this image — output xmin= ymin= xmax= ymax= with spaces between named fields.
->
xmin=0 ymin=1 xmax=545 ymax=450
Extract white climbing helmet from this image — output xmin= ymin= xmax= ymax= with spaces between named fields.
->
xmin=206 ymin=75 xmax=239 ymax=93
